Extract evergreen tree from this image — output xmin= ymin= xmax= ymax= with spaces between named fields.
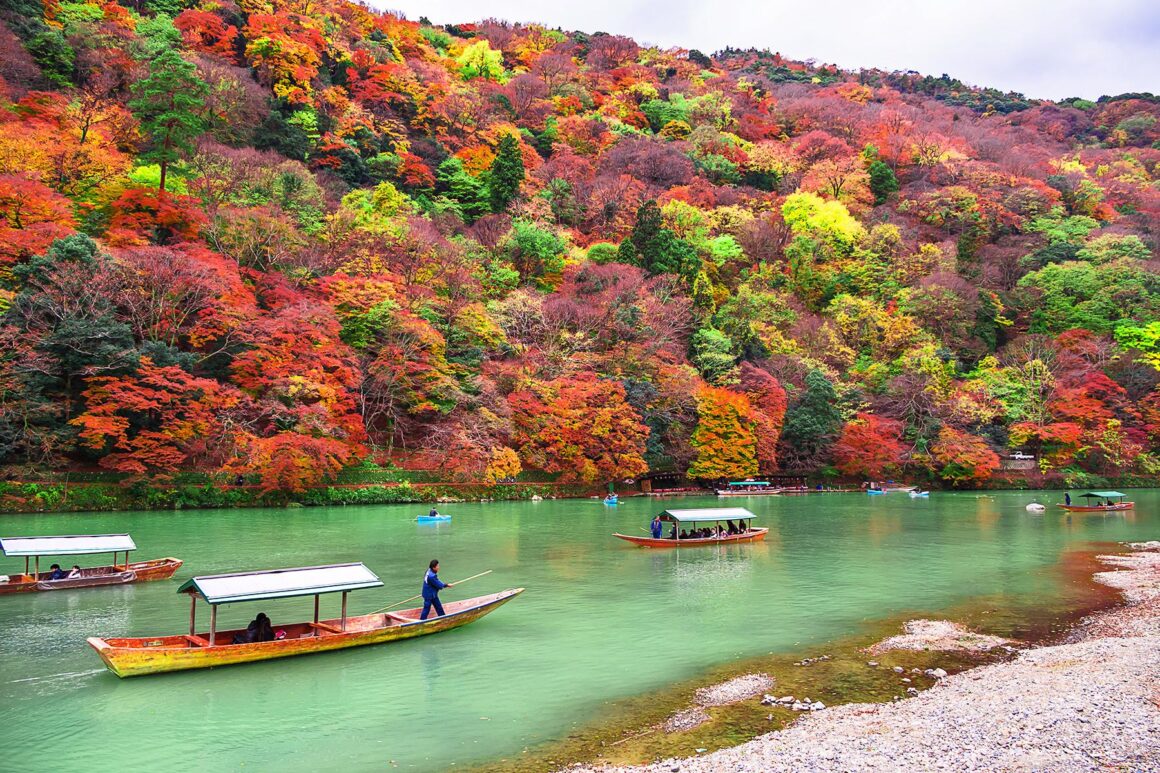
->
xmin=436 ymin=158 xmax=491 ymax=223
xmin=618 ymin=200 xmax=698 ymax=278
xmin=129 ymin=49 xmax=208 ymax=193
xmin=486 ymin=133 xmax=525 ymax=212
xmin=867 ymin=160 xmax=899 ymax=205
xmin=780 ymin=369 xmax=842 ymax=468
xmin=628 ymin=199 xmax=662 ymax=255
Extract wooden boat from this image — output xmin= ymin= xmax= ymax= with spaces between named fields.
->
xmin=715 ymin=480 xmax=779 ymax=496
xmin=1059 ymin=491 xmax=1134 ymax=513
xmin=614 ymin=507 xmax=767 ymax=548
xmin=416 ymin=514 xmax=451 ymax=522
xmin=0 ymin=534 xmax=181 ymax=595
xmin=87 ymin=563 xmax=522 ymax=677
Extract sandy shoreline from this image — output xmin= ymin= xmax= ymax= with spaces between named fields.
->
xmin=569 ymin=542 xmax=1160 ymax=772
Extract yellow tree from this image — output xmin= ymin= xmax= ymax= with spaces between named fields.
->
xmin=688 ymin=386 xmax=757 ymax=479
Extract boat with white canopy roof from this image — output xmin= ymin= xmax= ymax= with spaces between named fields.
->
xmin=0 ymin=534 xmax=181 ymax=595
xmin=87 ymin=562 xmax=523 ymax=677
xmin=613 ymin=507 xmax=767 ymax=547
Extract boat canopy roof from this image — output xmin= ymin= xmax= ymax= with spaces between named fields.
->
xmin=660 ymin=508 xmax=757 ymax=523
xmin=727 ymin=481 xmax=769 ymax=486
xmin=0 ymin=534 xmax=136 ymax=557
xmin=1081 ymin=491 xmax=1126 ymax=498
xmin=178 ymin=563 xmax=382 ymax=605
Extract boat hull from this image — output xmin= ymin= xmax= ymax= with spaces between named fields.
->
xmin=1059 ymin=503 xmax=1134 ymax=512
xmin=612 ymin=529 xmax=768 ymax=548
xmin=416 ymin=515 xmax=451 ymax=522
xmin=715 ymin=490 xmax=780 ymax=496
xmin=87 ymin=588 xmax=523 ymax=677
xmin=0 ymin=558 xmax=182 ymax=595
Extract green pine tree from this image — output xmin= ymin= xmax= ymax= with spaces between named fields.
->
xmin=780 ymin=369 xmax=843 ymax=468
xmin=486 ymin=133 xmax=525 ymax=212
xmin=129 ymin=49 xmax=208 ymax=193
xmin=867 ymin=160 xmax=899 ymax=205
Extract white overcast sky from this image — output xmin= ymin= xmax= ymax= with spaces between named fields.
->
xmin=373 ymin=0 xmax=1159 ymax=101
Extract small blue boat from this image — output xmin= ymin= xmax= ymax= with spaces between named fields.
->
xmin=909 ymin=490 xmax=929 ymax=498
xmin=416 ymin=515 xmax=451 ymax=523
xmin=603 ymin=496 xmax=619 ymax=505
xmin=866 ymin=489 xmax=885 ymax=496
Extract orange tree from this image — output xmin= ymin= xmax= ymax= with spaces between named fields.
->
xmin=71 ymin=358 xmax=241 ymax=477
xmin=930 ymin=426 xmax=1000 ymax=484
xmin=833 ymin=413 xmax=905 ymax=479
xmin=687 ymin=386 xmax=757 ymax=480
xmin=508 ymin=372 xmax=648 ymax=483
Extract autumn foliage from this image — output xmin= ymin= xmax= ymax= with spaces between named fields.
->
xmin=688 ymin=386 xmax=757 ymax=480
xmin=509 ymin=373 xmax=648 ymax=483
xmin=931 ymin=427 xmax=1002 ymax=484
xmin=833 ymin=413 xmax=905 ymax=479
xmin=0 ymin=2 xmax=1157 ymax=494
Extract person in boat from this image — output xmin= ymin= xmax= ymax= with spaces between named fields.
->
xmin=679 ymin=529 xmax=688 ymax=540
xmin=651 ymin=515 xmax=663 ymax=539
xmin=428 ymin=506 xmax=440 ymax=517
xmin=1064 ymin=492 xmax=1072 ymax=506
xmin=48 ymin=564 xmax=66 ymax=580
xmin=726 ymin=520 xmax=737 ymax=535
xmin=421 ymin=559 xmax=453 ymax=620
xmin=234 ymin=612 xmax=275 ymax=644
xmin=668 ymin=524 xmax=677 ymax=540
xmin=67 ymin=565 xmax=82 ymax=578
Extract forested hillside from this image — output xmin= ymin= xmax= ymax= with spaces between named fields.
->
xmin=0 ymin=0 xmax=1158 ymax=493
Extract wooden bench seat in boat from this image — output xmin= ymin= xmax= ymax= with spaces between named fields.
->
xmin=183 ymin=635 xmax=211 ymax=647
xmin=308 ymin=621 xmax=342 ymax=634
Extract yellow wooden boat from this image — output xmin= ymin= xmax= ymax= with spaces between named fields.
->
xmin=87 ymin=563 xmax=523 ymax=677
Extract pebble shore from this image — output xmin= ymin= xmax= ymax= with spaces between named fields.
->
xmin=572 ymin=543 xmax=1160 ymax=773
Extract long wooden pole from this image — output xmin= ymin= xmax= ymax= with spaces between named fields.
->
xmin=367 ymin=570 xmax=493 ymax=616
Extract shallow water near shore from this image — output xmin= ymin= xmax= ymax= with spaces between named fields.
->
xmin=1 ymin=490 xmax=1157 ymax=771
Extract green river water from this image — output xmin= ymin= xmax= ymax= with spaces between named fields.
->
xmin=1 ymin=490 xmax=1157 ymax=771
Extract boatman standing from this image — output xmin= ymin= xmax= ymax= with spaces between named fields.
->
xmin=651 ymin=515 xmax=663 ymax=539
xmin=421 ymin=559 xmax=453 ymax=620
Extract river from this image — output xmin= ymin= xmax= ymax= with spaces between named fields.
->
xmin=1 ymin=490 xmax=1157 ymax=771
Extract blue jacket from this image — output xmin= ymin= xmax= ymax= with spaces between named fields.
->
xmin=651 ymin=519 xmax=663 ymax=538
xmin=421 ymin=568 xmax=447 ymax=600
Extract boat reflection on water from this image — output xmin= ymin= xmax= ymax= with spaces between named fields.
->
xmin=652 ymin=540 xmax=773 ymax=592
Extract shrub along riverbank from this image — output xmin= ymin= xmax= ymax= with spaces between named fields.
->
xmin=1 ymin=467 xmax=1156 ymax=514
xmin=0 ymin=479 xmax=595 ymax=513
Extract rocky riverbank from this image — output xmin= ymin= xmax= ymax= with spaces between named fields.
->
xmin=570 ymin=543 xmax=1160 ymax=773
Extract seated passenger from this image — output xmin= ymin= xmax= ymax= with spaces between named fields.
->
xmin=233 ymin=612 xmax=275 ymax=644
xmin=669 ymin=525 xmax=677 ymax=539
xmin=48 ymin=564 xmax=66 ymax=580
xmin=679 ymin=529 xmax=688 ymax=540
xmin=726 ymin=520 xmax=738 ymax=534
xmin=67 ymin=565 xmax=82 ymax=578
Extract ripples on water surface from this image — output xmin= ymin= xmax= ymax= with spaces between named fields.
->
xmin=0 ymin=491 xmax=1157 ymax=770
